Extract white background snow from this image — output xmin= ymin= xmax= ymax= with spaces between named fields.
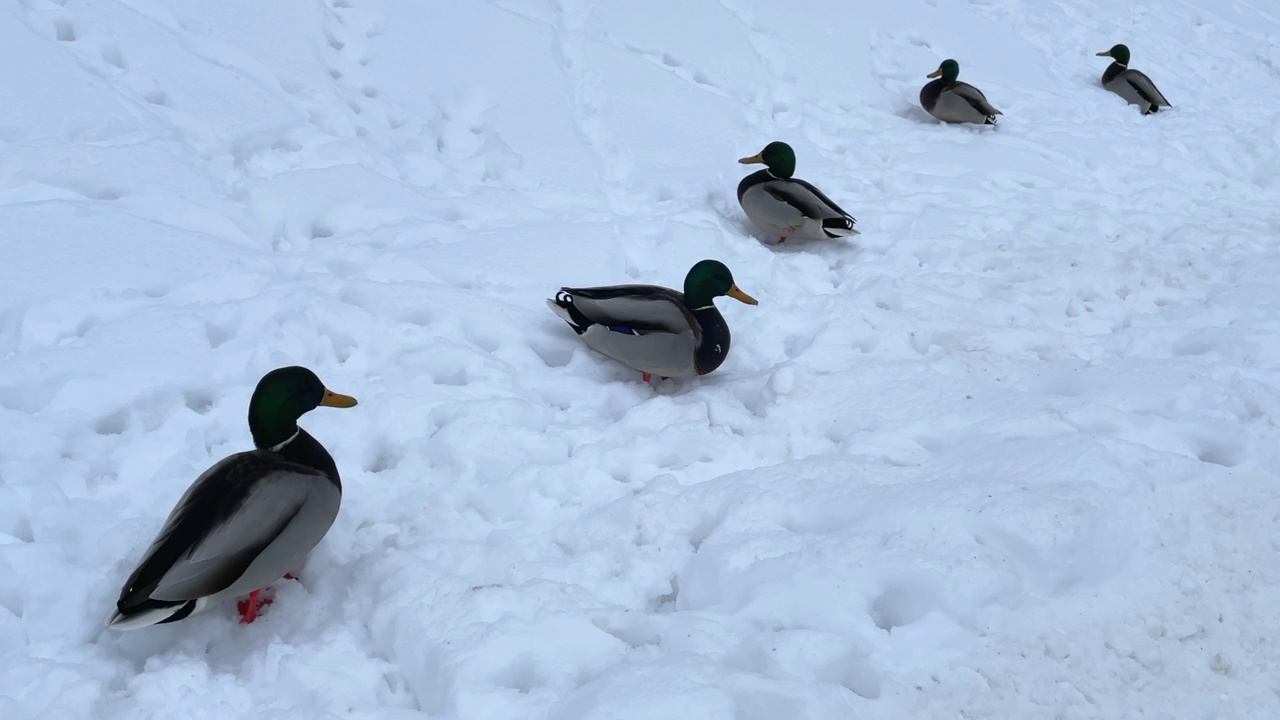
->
xmin=3 ymin=0 xmax=1280 ymax=717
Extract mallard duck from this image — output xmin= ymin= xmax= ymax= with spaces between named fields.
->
xmin=920 ymin=59 xmax=1001 ymax=125
xmin=1096 ymin=44 xmax=1171 ymax=115
xmin=546 ymin=259 xmax=758 ymax=381
xmin=107 ymin=366 xmax=357 ymax=629
xmin=737 ymin=141 xmax=858 ymax=244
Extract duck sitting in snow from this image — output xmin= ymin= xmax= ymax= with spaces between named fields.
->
xmin=108 ymin=366 xmax=357 ymax=629
xmin=546 ymin=260 xmax=758 ymax=382
xmin=920 ymin=59 xmax=1002 ymax=125
xmin=1096 ymin=44 xmax=1171 ymax=115
xmin=737 ymin=141 xmax=859 ymax=244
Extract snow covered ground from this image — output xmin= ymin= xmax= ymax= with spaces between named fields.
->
xmin=4 ymin=0 xmax=1280 ymax=717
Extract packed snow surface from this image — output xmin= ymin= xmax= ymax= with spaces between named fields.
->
xmin=4 ymin=0 xmax=1280 ymax=718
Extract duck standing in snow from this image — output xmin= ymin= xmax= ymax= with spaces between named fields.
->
xmin=1096 ymin=44 xmax=1171 ymax=115
xmin=546 ymin=260 xmax=758 ymax=382
xmin=919 ymin=59 xmax=1001 ymax=125
xmin=108 ymin=366 xmax=357 ymax=629
xmin=737 ymin=141 xmax=859 ymax=244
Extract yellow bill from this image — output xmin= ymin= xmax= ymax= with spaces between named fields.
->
xmin=738 ymin=153 xmax=765 ymax=165
xmin=320 ymin=389 xmax=358 ymax=408
xmin=727 ymin=285 xmax=759 ymax=305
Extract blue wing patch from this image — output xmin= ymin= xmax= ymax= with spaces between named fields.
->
xmin=607 ymin=325 xmax=639 ymax=335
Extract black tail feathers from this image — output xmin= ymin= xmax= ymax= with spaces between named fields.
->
xmin=552 ymin=292 xmax=594 ymax=335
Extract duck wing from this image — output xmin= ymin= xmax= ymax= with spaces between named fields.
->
xmin=116 ymin=453 xmax=325 ymax=609
xmin=763 ymin=178 xmax=854 ymax=221
xmin=1123 ymin=69 xmax=1171 ymax=109
xmin=555 ymin=285 xmax=696 ymax=336
xmin=950 ymin=82 xmax=1001 ymax=118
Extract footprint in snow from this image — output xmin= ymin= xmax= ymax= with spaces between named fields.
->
xmin=94 ymin=409 xmax=128 ymax=436
xmin=621 ymin=43 xmax=726 ymax=96
xmin=529 ymin=339 xmax=574 ymax=370
xmin=203 ymin=319 xmax=234 ymax=349
xmin=363 ymin=443 xmax=403 ymax=474
xmin=54 ymin=17 xmax=75 ymax=42
xmin=869 ymin=580 xmax=941 ymax=632
xmin=1183 ymin=424 xmax=1245 ymax=469
xmin=100 ymin=43 xmax=125 ymax=69
xmin=182 ymin=390 xmax=215 ymax=415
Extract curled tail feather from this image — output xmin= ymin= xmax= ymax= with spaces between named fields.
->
xmin=821 ymin=217 xmax=860 ymax=238
xmin=107 ymin=598 xmax=204 ymax=630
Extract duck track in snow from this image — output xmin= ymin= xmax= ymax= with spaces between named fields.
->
xmin=716 ymin=0 xmax=800 ymax=132
xmin=548 ymin=0 xmax=642 ymax=215
xmin=318 ymin=0 xmax=390 ymax=137
xmin=17 ymin=0 xmax=175 ymax=116
xmin=614 ymin=41 xmax=731 ymax=100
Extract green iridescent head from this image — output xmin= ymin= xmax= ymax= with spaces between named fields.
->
xmin=247 ymin=366 xmax=357 ymax=449
xmin=927 ymin=59 xmax=961 ymax=82
xmin=1096 ymin=44 xmax=1131 ymax=65
xmin=683 ymin=260 xmax=758 ymax=308
xmin=738 ymin=141 xmax=797 ymax=179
